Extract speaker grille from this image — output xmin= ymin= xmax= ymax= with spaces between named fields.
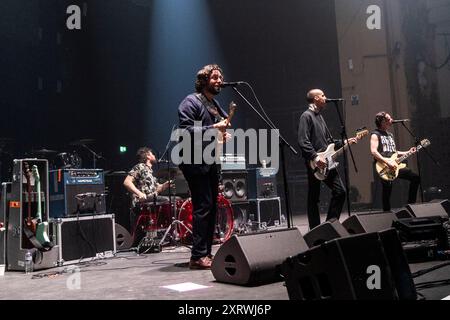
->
xmin=221 ymin=170 xmax=247 ymax=202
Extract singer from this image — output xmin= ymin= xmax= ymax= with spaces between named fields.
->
xmin=123 ymin=147 xmax=173 ymax=244
xmin=297 ymin=89 xmax=357 ymax=230
xmin=178 ymin=64 xmax=231 ymax=270
xmin=370 ymin=111 xmax=420 ymax=211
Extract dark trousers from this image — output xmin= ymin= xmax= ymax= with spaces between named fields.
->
xmin=306 ymin=164 xmax=346 ymax=230
xmin=181 ymin=165 xmax=218 ymax=260
xmin=378 ymin=167 xmax=420 ymax=212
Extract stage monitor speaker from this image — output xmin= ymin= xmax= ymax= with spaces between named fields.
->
xmin=281 ymin=230 xmax=417 ymax=300
xmin=221 ymin=170 xmax=247 ymax=202
xmin=430 ymin=199 xmax=450 ymax=215
xmin=342 ymin=212 xmax=398 ymax=234
xmin=211 ymin=227 xmax=308 ymax=286
xmin=115 ymin=223 xmax=133 ymax=251
xmin=303 ymin=219 xmax=349 ymax=247
xmin=405 ymin=201 xmax=449 ymax=219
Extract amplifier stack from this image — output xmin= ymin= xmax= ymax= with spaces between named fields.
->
xmin=220 ymin=156 xmax=284 ymax=232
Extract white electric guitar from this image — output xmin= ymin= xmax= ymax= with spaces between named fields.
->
xmin=309 ymin=128 xmax=369 ymax=180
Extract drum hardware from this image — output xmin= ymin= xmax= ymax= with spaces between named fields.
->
xmin=69 ymin=139 xmax=103 ymax=169
xmin=133 ymin=197 xmax=183 ymax=253
xmin=54 ymin=151 xmax=82 ymax=169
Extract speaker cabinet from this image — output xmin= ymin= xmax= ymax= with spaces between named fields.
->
xmin=221 ymin=170 xmax=247 ymax=202
xmin=342 ymin=212 xmax=398 ymax=234
xmin=405 ymin=201 xmax=449 ymax=219
xmin=211 ymin=227 xmax=308 ymax=286
xmin=303 ymin=219 xmax=349 ymax=247
xmin=281 ymin=230 xmax=416 ymax=300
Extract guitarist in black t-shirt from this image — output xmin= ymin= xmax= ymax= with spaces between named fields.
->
xmin=370 ymin=111 xmax=420 ymax=212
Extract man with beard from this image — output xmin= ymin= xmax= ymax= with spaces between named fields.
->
xmin=178 ymin=64 xmax=231 ymax=269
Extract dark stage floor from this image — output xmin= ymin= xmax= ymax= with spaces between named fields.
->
xmin=1 ymin=214 xmax=449 ymax=301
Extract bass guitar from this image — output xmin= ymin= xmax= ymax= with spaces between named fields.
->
xmin=376 ymin=139 xmax=430 ymax=181
xmin=31 ymin=165 xmax=51 ymax=246
xmin=309 ymin=127 xmax=369 ymax=181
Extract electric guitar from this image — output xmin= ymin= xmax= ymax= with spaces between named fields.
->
xmin=216 ymin=101 xmax=237 ymax=160
xmin=376 ymin=139 xmax=430 ymax=181
xmin=31 ymin=165 xmax=51 ymax=246
xmin=23 ymin=162 xmax=36 ymax=233
xmin=309 ymin=127 xmax=369 ymax=181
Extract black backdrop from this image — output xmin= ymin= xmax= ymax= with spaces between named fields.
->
xmin=1 ymin=0 xmax=341 ymax=214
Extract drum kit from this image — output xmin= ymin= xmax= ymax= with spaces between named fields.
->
xmin=28 ymin=138 xmax=100 ymax=169
xmin=131 ymin=166 xmax=235 ymax=254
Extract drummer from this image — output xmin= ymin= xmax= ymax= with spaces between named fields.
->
xmin=123 ymin=147 xmax=172 ymax=229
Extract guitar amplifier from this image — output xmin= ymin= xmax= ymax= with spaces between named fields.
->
xmin=50 ymin=214 xmax=116 ymax=265
xmin=247 ymin=167 xmax=278 ymax=199
xmin=49 ymin=169 xmax=106 ymax=218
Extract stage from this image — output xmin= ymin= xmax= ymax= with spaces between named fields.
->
xmin=1 ymin=214 xmax=450 ymax=301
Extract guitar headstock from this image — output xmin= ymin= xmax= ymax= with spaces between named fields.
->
xmin=23 ymin=162 xmax=31 ymax=177
xmin=355 ymin=127 xmax=369 ymax=140
xmin=228 ymin=101 xmax=237 ymax=118
xmin=31 ymin=165 xmax=40 ymax=182
xmin=418 ymin=139 xmax=431 ymax=149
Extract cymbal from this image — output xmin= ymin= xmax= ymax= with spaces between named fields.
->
xmin=70 ymin=138 xmax=95 ymax=146
xmin=31 ymin=148 xmax=58 ymax=155
xmin=155 ymin=167 xmax=183 ymax=179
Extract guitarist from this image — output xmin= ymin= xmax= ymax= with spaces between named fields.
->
xmin=370 ymin=111 xmax=420 ymax=211
xmin=298 ymin=89 xmax=357 ymax=230
xmin=178 ymin=64 xmax=231 ymax=270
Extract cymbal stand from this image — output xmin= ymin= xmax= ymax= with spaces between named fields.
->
xmin=154 ymin=124 xmax=193 ymax=251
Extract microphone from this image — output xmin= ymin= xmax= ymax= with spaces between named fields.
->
xmin=392 ymin=119 xmax=410 ymax=123
xmin=325 ymin=98 xmax=345 ymax=103
xmin=221 ymin=81 xmax=245 ymax=88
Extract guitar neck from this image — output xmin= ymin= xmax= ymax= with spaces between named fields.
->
xmin=396 ymin=145 xmax=422 ymax=163
xmin=332 ymin=141 xmax=350 ymax=160
xmin=36 ymin=179 xmax=42 ymax=221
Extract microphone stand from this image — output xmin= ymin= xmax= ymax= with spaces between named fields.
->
xmin=231 ymin=86 xmax=298 ymax=228
xmin=399 ymin=122 xmax=439 ymax=203
xmin=330 ymin=101 xmax=358 ymax=217
xmin=81 ymin=144 xmax=103 ymax=169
